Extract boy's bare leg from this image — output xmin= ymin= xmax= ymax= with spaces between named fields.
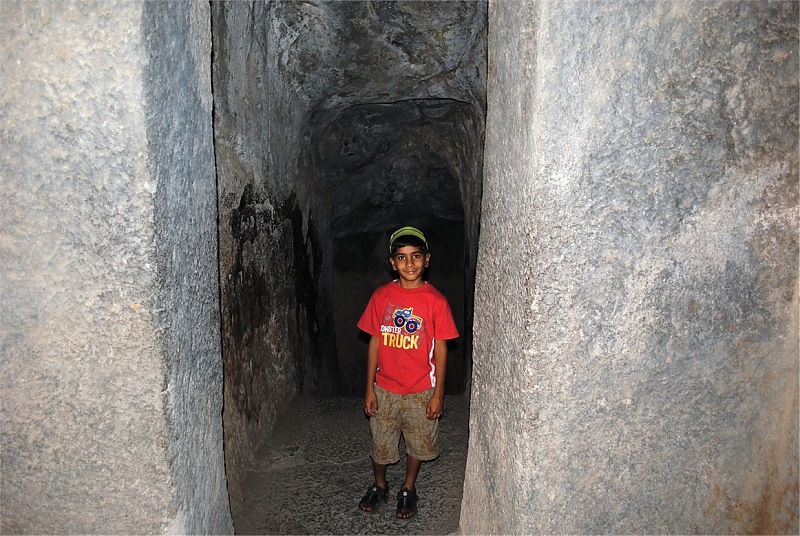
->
xmin=396 ymin=455 xmax=421 ymax=519
xmin=402 ymin=455 xmax=421 ymax=491
xmin=373 ymin=461 xmax=388 ymax=489
xmin=359 ymin=461 xmax=389 ymax=513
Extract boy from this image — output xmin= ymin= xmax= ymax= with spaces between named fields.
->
xmin=356 ymin=226 xmax=459 ymax=519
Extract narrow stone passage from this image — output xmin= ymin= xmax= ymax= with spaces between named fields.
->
xmin=233 ymin=395 xmax=469 ymax=535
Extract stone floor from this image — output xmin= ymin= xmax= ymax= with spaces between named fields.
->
xmin=233 ymin=395 xmax=470 ymax=535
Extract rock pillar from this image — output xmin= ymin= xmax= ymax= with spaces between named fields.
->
xmin=0 ymin=2 xmax=232 ymax=533
xmin=462 ymin=1 xmax=798 ymax=533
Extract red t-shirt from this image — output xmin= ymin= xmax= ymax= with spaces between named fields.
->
xmin=357 ymin=281 xmax=459 ymax=394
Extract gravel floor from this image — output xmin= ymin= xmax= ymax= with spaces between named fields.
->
xmin=233 ymin=395 xmax=470 ymax=535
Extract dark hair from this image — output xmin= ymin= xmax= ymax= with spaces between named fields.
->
xmin=390 ymin=234 xmax=428 ymax=256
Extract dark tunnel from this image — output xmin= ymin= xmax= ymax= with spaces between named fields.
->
xmin=211 ymin=0 xmax=487 ymax=512
xmin=310 ymin=99 xmax=479 ymax=396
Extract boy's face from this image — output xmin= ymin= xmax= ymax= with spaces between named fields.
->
xmin=389 ymin=245 xmax=430 ymax=289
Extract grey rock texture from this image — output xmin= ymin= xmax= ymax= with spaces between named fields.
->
xmin=1 ymin=2 xmax=231 ymax=533
xmin=462 ymin=1 xmax=798 ymax=534
xmin=142 ymin=3 xmax=233 ymax=534
xmin=212 ymin=2 xmax=319 ymax=510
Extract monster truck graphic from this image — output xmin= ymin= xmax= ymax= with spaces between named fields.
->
xmin=393 ymin=308 xmax=423 ymax=334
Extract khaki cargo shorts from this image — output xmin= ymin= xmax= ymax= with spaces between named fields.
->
xmin=369 ymin=384 xmax=440 ymax=464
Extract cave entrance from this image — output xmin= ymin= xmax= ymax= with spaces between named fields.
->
xmin=211 ymin=1 xmax=487 ymax=528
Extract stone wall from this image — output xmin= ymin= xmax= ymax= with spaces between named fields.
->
xmin=211 ymin=2 xmax=317 ymax=511
xmin=1 ymin=2 xmax=231 ymax=533
xmin=142 ymin=3 xmax=232 ymax=534
xmin=462 ymin=1 xmax=798 ymax=534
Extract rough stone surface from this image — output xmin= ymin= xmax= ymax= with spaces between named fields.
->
xmin=142 ymin=3 xmax=233 ymax=534
xmin=212 ymin=2 xmax=319 ymax=511
xmin=462 ymin=1 xmax=798 ymax=534
xmin=313 ymin=100 xmax=472 ymax=238
xmin=1 ymin=2 xmax=230 ymax=533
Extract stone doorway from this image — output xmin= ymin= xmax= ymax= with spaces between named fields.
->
xmin=210 ymin=1 xmax=488 ymax=524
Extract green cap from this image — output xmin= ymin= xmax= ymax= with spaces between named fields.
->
xmin=389 ymin=226 xmax=428 ymax=253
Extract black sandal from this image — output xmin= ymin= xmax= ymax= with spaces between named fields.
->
xmin=396 ymin=487 xmax=418 ymax=519
xmin=358 ymin=482 xmax=389 ymax=513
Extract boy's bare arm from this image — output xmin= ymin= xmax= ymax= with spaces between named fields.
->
xmin=364 ymin=335 xmax=380 ymax=416
xmin=426 ymin=339 xmax=448 ymax=419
